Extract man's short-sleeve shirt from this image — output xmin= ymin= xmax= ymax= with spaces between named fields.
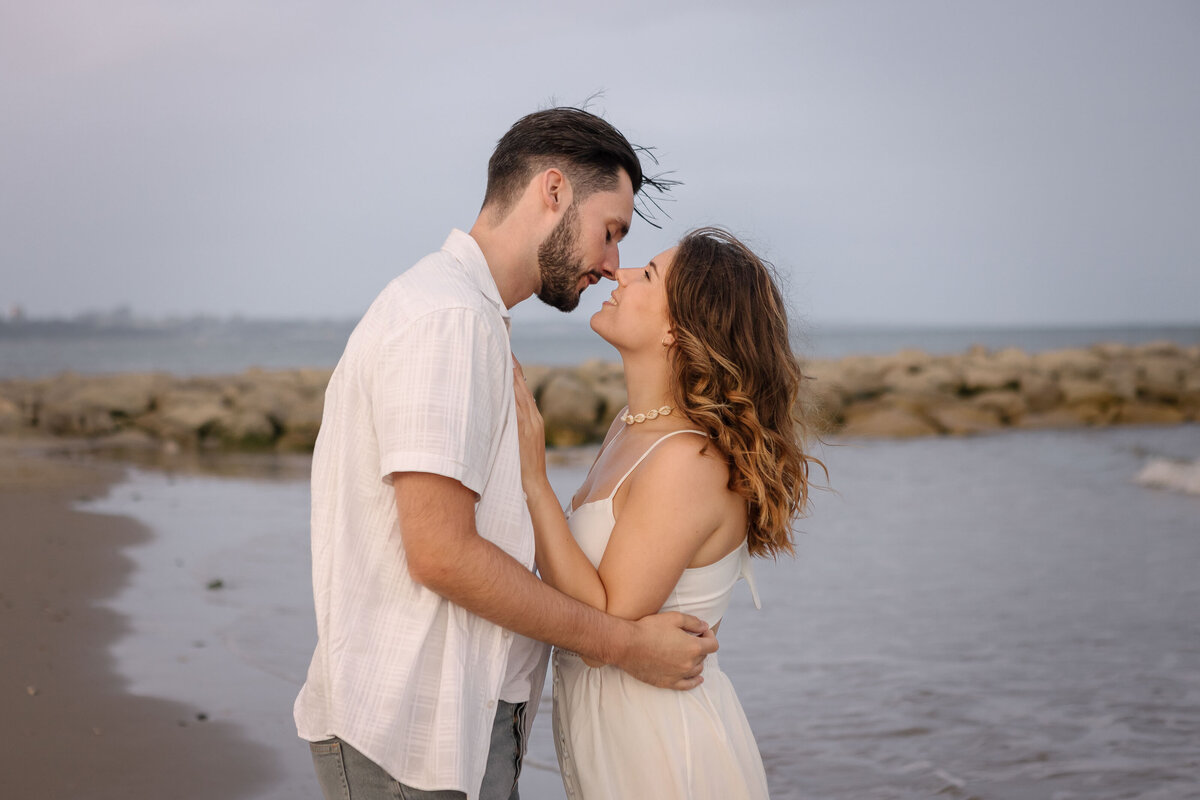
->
xmin=294 ymin=230 xmax=547 ymax=798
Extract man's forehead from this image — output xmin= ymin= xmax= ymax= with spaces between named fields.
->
xmin=584 ymin=174 xmax=634 ymax=231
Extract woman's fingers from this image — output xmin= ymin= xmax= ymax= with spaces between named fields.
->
xmin=511 ymin=365 xmax=546 ymax=482
xmin=512 ymin=370 xmax=536 ymax=419
xmin=512 ymin=373 xmax=531 ymax=426
xmin=511 ymin=364 xmax=542 ymax=425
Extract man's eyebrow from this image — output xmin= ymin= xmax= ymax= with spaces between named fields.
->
xmin=614 ymin=220 xmax=630 ymax=240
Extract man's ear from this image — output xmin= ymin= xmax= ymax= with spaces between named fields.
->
xmin=539 ymin=168 xmax=573 ymax=213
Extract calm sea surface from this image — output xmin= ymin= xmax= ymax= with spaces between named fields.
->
xmin=80 ymin=424 xmax=1200 ymax=800
xmin=3 ymin=320 xmax=1200 ymax=377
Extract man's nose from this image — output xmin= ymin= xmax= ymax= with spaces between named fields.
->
xmin=600 ymin=244 xmax=620 ymax=278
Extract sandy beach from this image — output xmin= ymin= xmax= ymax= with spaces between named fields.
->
xmin=0 ymin=438 xmax=278 ymax=800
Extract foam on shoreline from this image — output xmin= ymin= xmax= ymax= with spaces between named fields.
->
xmin=1135 ymin=458 xmax=1200 ymax=495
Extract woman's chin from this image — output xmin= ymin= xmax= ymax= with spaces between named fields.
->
xmin=588 ymin=312 xmax=610 ymax=340
xmin=591 ymin=318 xmax=643 ymax=361
xmin=590 ymin=314 xmax=630 ymax=357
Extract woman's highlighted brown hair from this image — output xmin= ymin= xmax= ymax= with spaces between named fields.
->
xmin=666 ymin=227 xmax=822 ymax=558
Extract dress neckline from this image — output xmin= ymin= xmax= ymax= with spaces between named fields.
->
xmin=565 ymin=496 xmax=612 ymax=517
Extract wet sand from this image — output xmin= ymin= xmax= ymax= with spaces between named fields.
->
xmin=0 ymin=438 xmax=279 ymax=800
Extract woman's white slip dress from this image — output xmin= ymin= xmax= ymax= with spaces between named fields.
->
xmin=551 ymin=430 xmax=771 ymax=800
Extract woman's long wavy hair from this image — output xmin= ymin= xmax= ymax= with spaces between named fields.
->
xmin=666 ymin=228 xmax=821 ymax=558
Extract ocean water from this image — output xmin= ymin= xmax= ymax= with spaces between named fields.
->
xmin=79 ymin=424 xmax=1200 ymax=800
xmin=3 ymin=320 xmax=1200 ymax=378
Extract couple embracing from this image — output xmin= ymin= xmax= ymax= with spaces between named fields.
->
xmin=294 ymin=107 xmax=821 ymax=800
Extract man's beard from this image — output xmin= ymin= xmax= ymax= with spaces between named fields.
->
xmin=536 ymin=202 xmax=586 ymax=312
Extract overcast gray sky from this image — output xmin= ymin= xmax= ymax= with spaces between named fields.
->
xmin=2 ymin=0 xmax=1198 ymax=327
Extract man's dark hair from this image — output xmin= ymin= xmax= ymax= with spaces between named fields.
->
xmin=482 ymin=107 xmax=674 ymax=225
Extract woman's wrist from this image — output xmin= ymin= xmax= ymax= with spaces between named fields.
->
xmin=522 ymin=474 xmax=556 ymax=505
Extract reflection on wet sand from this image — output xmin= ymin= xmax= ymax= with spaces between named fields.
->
xmin=0 ymin=439 xmax=281 ymax=800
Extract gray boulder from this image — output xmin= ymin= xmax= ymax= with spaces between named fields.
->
xmin=538 ymin=371 xmax=604 ymax=447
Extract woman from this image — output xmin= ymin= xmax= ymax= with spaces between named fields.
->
xmin=513 ymin=227 xmax=821 ymax=799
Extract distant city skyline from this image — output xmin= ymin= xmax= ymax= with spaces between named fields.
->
xmin=2 ymin=1 xmax=1198 ymax=328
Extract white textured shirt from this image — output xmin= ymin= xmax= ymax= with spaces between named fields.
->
xmin=294 ymin=230 xmax=549 ymax=799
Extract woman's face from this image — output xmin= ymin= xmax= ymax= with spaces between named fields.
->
xmin=590 ymin=245 xmax=677 ymax=353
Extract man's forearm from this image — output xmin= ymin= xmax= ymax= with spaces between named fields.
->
xmin=395 ymin=471 xmax=713 ymax=689
xmin=416 ymin=527 xmax=630 ymax=664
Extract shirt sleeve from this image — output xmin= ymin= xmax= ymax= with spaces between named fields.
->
xmin=372 ymin=306 xmax=509 ymax=496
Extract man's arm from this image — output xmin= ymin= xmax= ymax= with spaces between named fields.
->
xmin=394 ymin=471 xmax=717 ymax=690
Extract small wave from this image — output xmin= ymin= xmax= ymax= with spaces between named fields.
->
xmin=1135 ymin=458 xmax=1200 ymax=496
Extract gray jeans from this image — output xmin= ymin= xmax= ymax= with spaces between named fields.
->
xmin=309 ymin=700 xmax=526 ymax=800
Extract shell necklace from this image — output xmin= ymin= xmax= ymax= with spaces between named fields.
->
xmin=622 ymin=405 xmax=674 ymax=425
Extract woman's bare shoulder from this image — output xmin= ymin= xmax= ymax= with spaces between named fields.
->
xmin=631 ymin=430 xmax=731 ymax=499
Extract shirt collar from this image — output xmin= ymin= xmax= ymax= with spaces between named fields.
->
xmin=441 ymin=229 xmax=511 ymax=330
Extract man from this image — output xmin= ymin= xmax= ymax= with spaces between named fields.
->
xmin=294 ymin=107 xmax=718 ymax=800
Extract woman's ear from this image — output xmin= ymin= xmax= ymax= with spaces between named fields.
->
xmin=661 ymin=330 xmax=676 ymax=348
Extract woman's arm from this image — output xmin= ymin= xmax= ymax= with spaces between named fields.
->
xmin=595 ymin=439 xmax=730 ymax=622
xmin=524 ymin=475 xmax=609 ymax=606
xmin=512 ymin=368 xmax=728 ymax=623
xmin=513 ymin=367 xmax=611 ymax=609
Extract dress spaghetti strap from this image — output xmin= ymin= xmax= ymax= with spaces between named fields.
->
xmin=604 ymin=429 xmax=707 ymax=501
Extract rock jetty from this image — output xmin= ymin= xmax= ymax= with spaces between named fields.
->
xmin=0 ymin=368 xmax=329 ymax=452
xmin=804 ymin=340 xmax=1198 ymax=439
xmin=1 ymin=342 xmax=1196 ymax=451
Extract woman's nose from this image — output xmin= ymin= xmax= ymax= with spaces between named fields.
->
xmin=615 ymin=267 xmax=636 ymax=285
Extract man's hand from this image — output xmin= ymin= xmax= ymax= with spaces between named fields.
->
xmin=611 ymin=612 xmax=718 ymax=690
